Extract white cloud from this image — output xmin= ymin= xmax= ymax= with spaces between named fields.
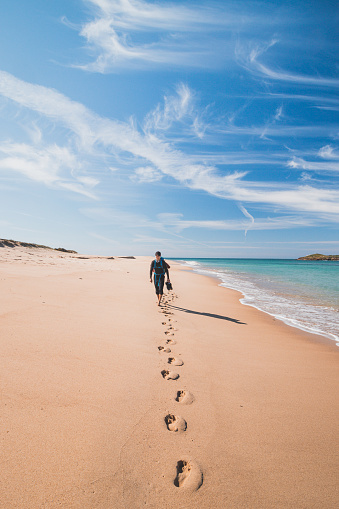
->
xmin=300 ymin=172 xmax=313 ymax=182
xmin=218 ymin=123 xmax=337 ymax=139
xmin=318 ymin=145 xmax=339 ymax=160
xmin=237 ymin=39 xmax=339 ymax=89
xmin=157 ymin=212 xmax=316 ymax=231
xmin=143 ymin=83 xmax=207 ymax=139
xmin=314 ymin=105 xmax=339 ymax=112
xmin=84 ymin=0 xmax=217 ymax=31
xmin=0 ymin=142 xmax=64 ymax=184
xmin=0 ymin=140 xmax=99 ymax=198
xmin=144 ymin=83 xmax=193 ymax=132
xmin=246 ymin=39 xmax=279 ymax=64
xmin=287 ymin=156 xmax=339 ymax=173
xmin=254 ymin=62 xmax=339 ymax=88
xmin=1 ymin=70 xmax=339 ymax=220
xmin=274 ymin=105 xmax=283 ymax=121
xmin=77 ymin=176 xmax=100 ymax=187
xmin=264 ymin=93 xmax=339 ymax=106
xmin=0 ymin=70 xmax=96 ymax=149
xmin=238 ymin=204 xmax=254 ymax=236
xmin=131 ymin=165 xmax=162 ymax=182
xmin=0 ymin=141 xmax=97 ymax=198
xmin=73 ymin=0 xmax=236 ymax=71
xmin=82 ymin=208 xmax=318 ymax=233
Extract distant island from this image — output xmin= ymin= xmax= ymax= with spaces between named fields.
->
xmin=297 ymin=253 xmax=339 ymax=261
xmin=0 ymin=238 xmax=77 ymax=253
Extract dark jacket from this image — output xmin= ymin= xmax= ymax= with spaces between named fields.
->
xmin=150 ymin=258 xmax=170 ymax=279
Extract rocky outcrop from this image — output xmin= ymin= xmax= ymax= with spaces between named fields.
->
xmin=297 ymin=253 xmax=339 ymax=261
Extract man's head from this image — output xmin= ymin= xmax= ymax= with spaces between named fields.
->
xmin=155 ymin=251 xmax=161 ymax=261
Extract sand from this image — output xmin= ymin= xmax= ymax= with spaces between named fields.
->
xmin=0 ymin=246 xmax=338 ymax=508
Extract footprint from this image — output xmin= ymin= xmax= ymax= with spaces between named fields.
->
xmin=168 ymin=357 xmax=184 ymax=366
xmin=164 ymin=414 xmax=187 ymax=433
xmin=161 ymin=370 xmax=179 ymax=381
xmin=175 ymin=461 xmax=191 ymax=487
xmin=162 ymin=322 xmax=167 ymax=325
xmin=176 ymin=390 xmax=195 ymax=405
xmin=174 ymin=460 xmax=203 ymax=490
xmin=158 ymin=346 xmax=171 ymax=353
xmin=166 ymin=339 xmax=176 ymax=345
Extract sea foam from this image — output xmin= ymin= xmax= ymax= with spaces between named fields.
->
xmin=177 ymin=259 xmax=339 ymax=345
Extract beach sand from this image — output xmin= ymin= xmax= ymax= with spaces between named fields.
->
xmin=0 ymin=246 xmax=338 ymax=508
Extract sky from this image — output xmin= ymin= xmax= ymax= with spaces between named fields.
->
xmin=0 ymin=0 xmax=338 ymax=258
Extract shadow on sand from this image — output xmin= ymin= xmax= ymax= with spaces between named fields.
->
xmin=166 ymin=304 xmax=246 ymax=325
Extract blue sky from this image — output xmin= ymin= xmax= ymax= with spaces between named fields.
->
xmin=0 ymin=0 xmax=338 ymax=257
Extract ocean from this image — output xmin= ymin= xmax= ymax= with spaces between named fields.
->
xmin=171 ymin=258 xmax=339 ymax=346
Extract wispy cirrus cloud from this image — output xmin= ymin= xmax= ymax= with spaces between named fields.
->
xmin=236 ymin=39 xmax=339 ymax=89
xmin=287 ymin=156 xmax=339 ymax=174
xmin=156 ymin=212 xmax=310 ymax=232
xmin=214 ymin=123 xmax=338 ymax=140
xmin=251 ymin=61 xmax=339 ymax=89
xmin=72 ymin=0 xmax=233 ymax=72
xmin=143 ymin=82 xmax=208 ymax=140
xmin=1 ymin=70 xmax=339 ymax=221
xmin=144 ymin=83 xmax=195 ymax=133
xmin=131 ymin=165 xmax=162 ymax=183
xmin=286 ymin=145 xmax=339 ymax=176
xmin=82 ymin=207 xmax=317 ymax=233
xmin=238 ymin=205 xmax=254 ymax=236
xmin=0 ymin=141 xmax=98 ymax=198
xmin=264 ymin=93 xmax=339 ymax=106
xmin=318 ymin=145 xmax=339 ymax=160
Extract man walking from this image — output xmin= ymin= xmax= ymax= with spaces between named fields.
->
xmin=150 ymin=251 xmax=170 ymax=306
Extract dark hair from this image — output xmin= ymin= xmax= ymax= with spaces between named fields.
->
xmin=155 ymin=251 xmax=161 ymax=256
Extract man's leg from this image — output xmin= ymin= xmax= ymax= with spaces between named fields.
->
xmin=158 ymin=276 xmax=164 ymax=306
xmin=154 ymin=277 xmax=161 ymax=305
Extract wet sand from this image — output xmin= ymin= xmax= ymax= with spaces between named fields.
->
xmin=0 ymin=246 xmax=338 ymax=508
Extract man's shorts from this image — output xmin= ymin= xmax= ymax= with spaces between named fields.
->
xmin=154 ymin=274 xmax=165 ymax=295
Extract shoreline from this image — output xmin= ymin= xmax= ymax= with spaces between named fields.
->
xmin=1 ymin=247 xmax=338 ymax=508
xmin=175 ymin=261 xmax=338 ymax=351
xmin=173 ymin=258 xmax=339 ymax=347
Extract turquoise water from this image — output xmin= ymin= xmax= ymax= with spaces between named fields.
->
xmin=172 ymin=258 xmax=339 ymax=344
